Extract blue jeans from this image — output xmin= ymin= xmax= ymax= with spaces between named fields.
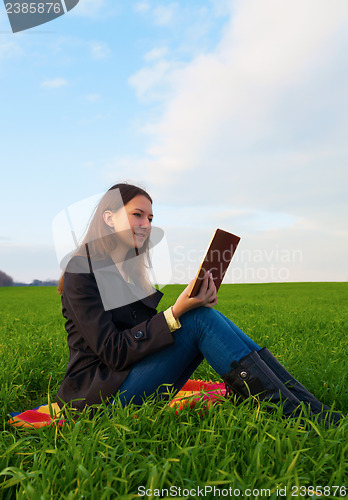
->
xmin=117 ymin=307 xmax=261 ymax=406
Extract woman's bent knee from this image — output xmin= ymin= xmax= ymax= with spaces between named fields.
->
xmin=181 ymin=306 xmax=218 ymax=325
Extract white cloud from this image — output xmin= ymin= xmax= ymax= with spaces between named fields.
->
xmin=78 ymin=113 xmax=111 ymax=125
xmin=41 ymin=78 xmax=68 ymax=88
xmin=102 ymin=156 xmax=151 ymax=188
xmin=210 ymin=0 xmax=232 ymax=18
xmin=85 ymin=93 xmax=101 ymax=102
xmin=90 ymin=41 xmax=111 ymax=60
xmin=133 ymin=2 xmax=151 ymax=14
xmin=144 ymin=46 xmax=168 ymax=62
xmin=129 ymin=0 xmax=348 ymax=200
xmin=153 ymin=4 xmax=177 ymax=26
xmin=69 ymin=0 xmax=105 ymax=17
xmin=0 ymin=42 xmax=22 ymax=61
xmin=123 ymin=0 xmax=348 ymax=281
xmin=129 ymin=60 xmax=183 ymax=101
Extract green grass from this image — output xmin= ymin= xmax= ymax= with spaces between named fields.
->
xmin=0 ymin=283 xmax=347 ymax=499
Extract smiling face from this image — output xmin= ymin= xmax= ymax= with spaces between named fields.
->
xmin=103 ymin=194 xmax=153 ymax=252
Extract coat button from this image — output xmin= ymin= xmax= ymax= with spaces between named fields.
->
xmin=239 ymin=370 xmax=249 ymax=380
xmin=132 ymin=310 xmax=137 ymax=319
xmin=134 ymin=330 xmax=144 ymax=340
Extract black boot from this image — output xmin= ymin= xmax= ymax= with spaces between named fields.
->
xmin=258 ymin=348 xmax=344 ymax=425
xmin=222 ymin=350 xmax=302 ymax=418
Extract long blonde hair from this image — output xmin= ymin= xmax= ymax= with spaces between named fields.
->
xmin=58 ymin=183 xmax=154 ymax=295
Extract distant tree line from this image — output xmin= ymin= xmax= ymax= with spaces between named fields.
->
xmin=0 ymin=270 xmax=58 ymax=287
xmin=0 ymin=270 xmax=13 ymax=286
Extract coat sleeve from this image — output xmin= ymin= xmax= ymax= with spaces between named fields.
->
xmin=63 ymin=270 xmax=174 ymax=371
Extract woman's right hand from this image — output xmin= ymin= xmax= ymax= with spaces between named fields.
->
xmin=171 ymin=271 xmax=218 ymax=320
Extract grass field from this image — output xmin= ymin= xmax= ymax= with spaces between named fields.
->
xmin=0 ymin=283 xmax=347 ymax=499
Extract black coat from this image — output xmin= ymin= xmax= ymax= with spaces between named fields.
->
xmin=56 ymin=255 xmax=174 ymax=410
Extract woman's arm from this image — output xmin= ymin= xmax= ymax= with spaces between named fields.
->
xmin=172 ymin=272 xmax=218 ymax=320
xmin=63 ymin=271 xmax=174 ymax=372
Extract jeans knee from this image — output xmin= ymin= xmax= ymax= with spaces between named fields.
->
xmin=195 ymin=306 xmax=216 ymax=320
xmin=182 ymin=306 xmax=217 ymax=325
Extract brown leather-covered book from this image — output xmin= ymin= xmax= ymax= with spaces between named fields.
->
xmin=188 ymin=229 xmax=240 ymax=298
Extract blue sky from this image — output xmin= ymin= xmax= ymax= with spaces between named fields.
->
xmin=0 ymin=0 xmax=347 ymax=284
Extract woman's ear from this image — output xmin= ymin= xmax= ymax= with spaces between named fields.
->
xmin=103 ymin=210 xmax=114 ymax=229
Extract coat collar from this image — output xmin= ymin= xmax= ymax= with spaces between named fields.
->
xmin=67 ymin=253 xmax=163 ymax=311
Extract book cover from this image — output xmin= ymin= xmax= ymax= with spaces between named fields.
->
xmin=188 ymin=229 xmax=240 ymax=298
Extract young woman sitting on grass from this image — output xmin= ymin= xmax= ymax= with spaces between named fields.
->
xmin=56 ymin=183 xmax=343 ymax=426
